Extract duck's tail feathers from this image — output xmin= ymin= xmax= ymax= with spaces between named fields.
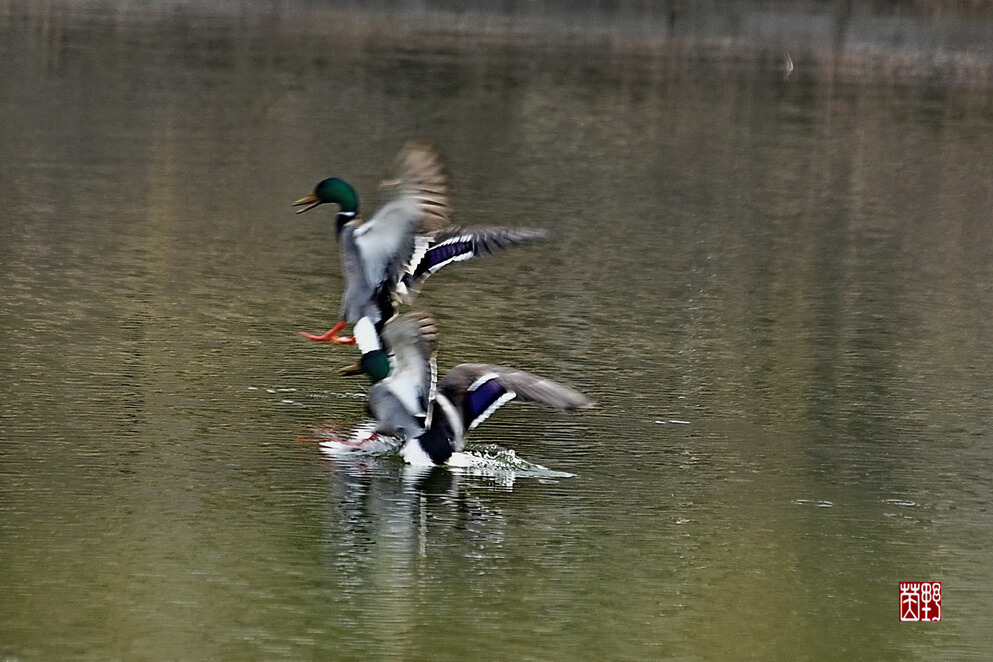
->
xmin=399 ymin=226 xmax=549 ymax=303
xmin=439 ymin=363 xmax=594 ymax=432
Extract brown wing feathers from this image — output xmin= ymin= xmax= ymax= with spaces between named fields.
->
xmin=390 ymin=139 xmax=451 ymax=232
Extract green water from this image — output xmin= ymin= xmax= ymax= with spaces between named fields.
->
xmin=1 ymin=2 xmax=991 ymax=660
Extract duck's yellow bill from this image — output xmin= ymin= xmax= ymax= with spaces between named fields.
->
xmin=292 ymin=193 xmax=322 ymax=214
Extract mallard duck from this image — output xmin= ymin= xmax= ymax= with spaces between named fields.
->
xmin=292 ymin=140 xmax=547 ymax=359
xmin=364 ymin=313 xmax=594 ymax=465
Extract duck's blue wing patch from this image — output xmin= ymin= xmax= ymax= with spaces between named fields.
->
xmin=464 ymin=374 xmax=517 ymax=430
xmin=403 ymin=227 xmax=546 ymax=292
xmin=408 ymin=235 xmax=477 ymax=283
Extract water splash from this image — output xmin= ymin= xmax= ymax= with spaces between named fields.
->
xmin=309 ymin=421 xmax=574 ymax=481
xmin=449 ymin=444 xmax=576 ymax=481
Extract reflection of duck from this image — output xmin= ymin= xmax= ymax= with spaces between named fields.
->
xmin=291 ymin=140 xmax=547 ymax=359
xmin=363 ymin=314 xmax=594 ymax=465
xmin=319 ymin=452 xmax=507 ymax=646
xmin=321 ymin=452 xmax=508 ymax=570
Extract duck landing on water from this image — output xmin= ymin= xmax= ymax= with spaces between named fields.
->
xmin=359 ymin=313 xmax=594 ymax=466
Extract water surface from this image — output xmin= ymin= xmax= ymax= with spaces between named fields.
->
xmin=1 ymin=2 xmax=991 ymax=660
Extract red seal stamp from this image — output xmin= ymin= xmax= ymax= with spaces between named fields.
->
xmin=900 ymin=582 xmax=941 ymax=621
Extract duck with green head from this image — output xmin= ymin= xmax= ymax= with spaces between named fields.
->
xmin=363 ymin=313 xmax=594 ymax=465
xmin=292 ymin=140 xmax=549 ymax=365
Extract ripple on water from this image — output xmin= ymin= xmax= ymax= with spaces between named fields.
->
xmin=793 ymin=499 xmax=834 ymax=508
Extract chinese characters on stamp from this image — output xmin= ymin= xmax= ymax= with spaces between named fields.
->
xmin=900 ymin=582 xmax=941 ymax=621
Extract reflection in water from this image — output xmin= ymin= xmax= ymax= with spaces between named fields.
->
xmin=320 ymin=455 xmax=513 ymax=659
xmin=323 ymin=455 xmax=509 ymax=568
xmin=1 ymin=1 xmax=992 ymax=660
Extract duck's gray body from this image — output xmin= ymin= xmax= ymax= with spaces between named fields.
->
xmin=337 ymin=222 xmax=381 ymax=325
xmin=367 ymin=382 xmax=428 ymax=441
xmin=367 ymin=314 xmax=593 ymax=465
xmin=366 ymin=313 xmax=438 ymax=439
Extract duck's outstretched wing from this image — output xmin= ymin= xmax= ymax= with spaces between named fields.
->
xmin=380 ymin=313 xmax=440 ymax=422
xmin=352 ymin=140 xmax=451 ymax=295
xmin=399 ymin=226 xmax=549 ymax=302
xmin=388 ymin=139 xmax=450 ymax=231
xmin=438 ymin=364 xmax=594 ymax=446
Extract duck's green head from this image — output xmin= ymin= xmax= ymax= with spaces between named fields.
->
xmin=292 ymin=177 xmax=359 ymax=215
xmin=361 ymin=350 xmax=391 ymax=382
xmin=340 ymin=349 xmax=391 ymax=382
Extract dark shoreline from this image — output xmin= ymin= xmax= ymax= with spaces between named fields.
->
xmin=4 ymin=0 xmax=993 ymax=88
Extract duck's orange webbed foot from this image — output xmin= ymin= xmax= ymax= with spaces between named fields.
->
xmin=299 ymin=320 xmax=357 ymax=344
